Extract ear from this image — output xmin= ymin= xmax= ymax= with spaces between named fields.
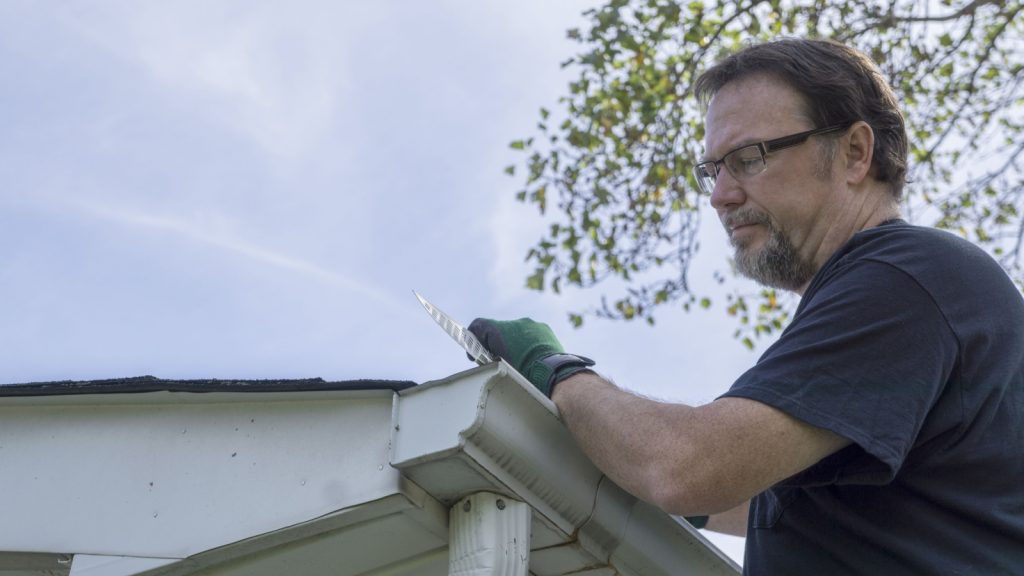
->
xmin=844 ymin=121 xmax=874 ymax=187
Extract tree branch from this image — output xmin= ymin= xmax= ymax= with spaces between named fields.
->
xmin=882 ymin=0 xmax=1000 ymax=24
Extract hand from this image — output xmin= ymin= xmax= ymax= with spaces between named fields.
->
xmin=468 ymin=317 xmax=594 ymax=397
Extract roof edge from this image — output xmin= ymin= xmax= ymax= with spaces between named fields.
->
xmin=0 ymin=376 xmax=417 ymax=397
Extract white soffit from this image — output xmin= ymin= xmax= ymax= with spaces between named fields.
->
xmin=0 ymin=390 xmax=402 ymax=559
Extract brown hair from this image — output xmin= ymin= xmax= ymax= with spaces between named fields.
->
xmin=694 ymin=38 xmax=908 ymax=198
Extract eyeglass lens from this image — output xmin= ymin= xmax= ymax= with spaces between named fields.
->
xmin=694 ymin=144 xmax=767 ymax=195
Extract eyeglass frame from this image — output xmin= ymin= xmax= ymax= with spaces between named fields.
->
xmin=693 ymin=123 xmax=853 ymax=196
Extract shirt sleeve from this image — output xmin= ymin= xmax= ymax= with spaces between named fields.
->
xmin=720 ymin=259 xmax=960 ymax=486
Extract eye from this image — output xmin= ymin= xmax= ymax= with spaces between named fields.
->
xmin=727 ymin=147 xmax=764 ymax=176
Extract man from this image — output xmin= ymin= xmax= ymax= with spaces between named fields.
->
xmin=469 ymin=39 xmax=1024 ymax=574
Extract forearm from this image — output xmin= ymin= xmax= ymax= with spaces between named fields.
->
xmin=551 ymin=371 xmax=710 ymax=515
xmin=551 ymin=369 xmax=849 ymax=517
xmin=470 ymin=316 xmax=848 ymax=521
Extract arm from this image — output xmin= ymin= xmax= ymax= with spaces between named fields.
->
xmin=551 ymin=371 xmax=849 ymax=517
xmin=467 ymin=317 xmax=849 ymax=517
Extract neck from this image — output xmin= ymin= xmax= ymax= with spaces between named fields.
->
xmin=795 ymin=188 xmax=900 ymax=296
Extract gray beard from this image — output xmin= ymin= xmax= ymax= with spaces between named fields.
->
xmin=730 ymin=214 xmax=817 ymax=291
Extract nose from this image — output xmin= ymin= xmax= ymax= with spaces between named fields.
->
xmin=709 ymin=166 xmax=745 ymax=211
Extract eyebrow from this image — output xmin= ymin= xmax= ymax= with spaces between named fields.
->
xmin=700 ymin=137 xmax=763 ymax=163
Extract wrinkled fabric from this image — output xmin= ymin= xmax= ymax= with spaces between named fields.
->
xmin=723 ymin=221 xmax=1024 ymax=575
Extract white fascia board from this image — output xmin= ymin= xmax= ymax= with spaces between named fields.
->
xmin=0 ymin=390 xmax=403 ymax=559
xmin=390 ymin=362 xmax=741 ymax=575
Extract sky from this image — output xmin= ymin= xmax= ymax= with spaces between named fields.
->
xmin=0 ymin=1 xmax=769 ymax=562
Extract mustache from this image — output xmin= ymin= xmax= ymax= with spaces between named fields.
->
xmin=721 ymin=209 xmax=773 ymax=231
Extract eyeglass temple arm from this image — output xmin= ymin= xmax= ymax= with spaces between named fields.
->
xmin=764 ymin=125 xmax=848 ymax=153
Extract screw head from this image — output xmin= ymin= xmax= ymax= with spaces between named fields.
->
xmin=463 ymin=500 xmax=472 ymax=512
xmin=496 ymin=499 xmax=506 ymax=510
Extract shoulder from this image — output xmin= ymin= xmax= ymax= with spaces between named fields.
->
xmin=828 ymin=221 xmax=1004 ymax=280
xmin=809 ymin=221 xmax=1022 ymax=318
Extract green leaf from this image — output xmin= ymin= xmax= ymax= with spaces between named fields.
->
xmin=526 ymin=269 xmax=545 ymax=291
xmin=511 ymin=0 xmax=1023 ymax=346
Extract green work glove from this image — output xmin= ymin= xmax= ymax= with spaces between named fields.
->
xmin=468 ymin=317 xmax=595 ymax=397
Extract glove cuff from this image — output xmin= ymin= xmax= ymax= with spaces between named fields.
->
xmin=528 ymin=353 xmax=596 ymax=397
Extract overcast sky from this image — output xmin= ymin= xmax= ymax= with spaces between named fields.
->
xmin=0 ymin=1 xmax=772 ymax=562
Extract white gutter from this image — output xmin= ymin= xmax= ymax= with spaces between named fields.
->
xmin=392 ymin=361 xmax=741 ymax=575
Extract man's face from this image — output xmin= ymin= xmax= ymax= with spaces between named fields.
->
xmin=703 ymin=74 xmax=845 ymax=293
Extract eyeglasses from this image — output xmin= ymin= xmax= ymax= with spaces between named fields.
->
xmin=693 ymin=124 xmax=851 ymax=196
